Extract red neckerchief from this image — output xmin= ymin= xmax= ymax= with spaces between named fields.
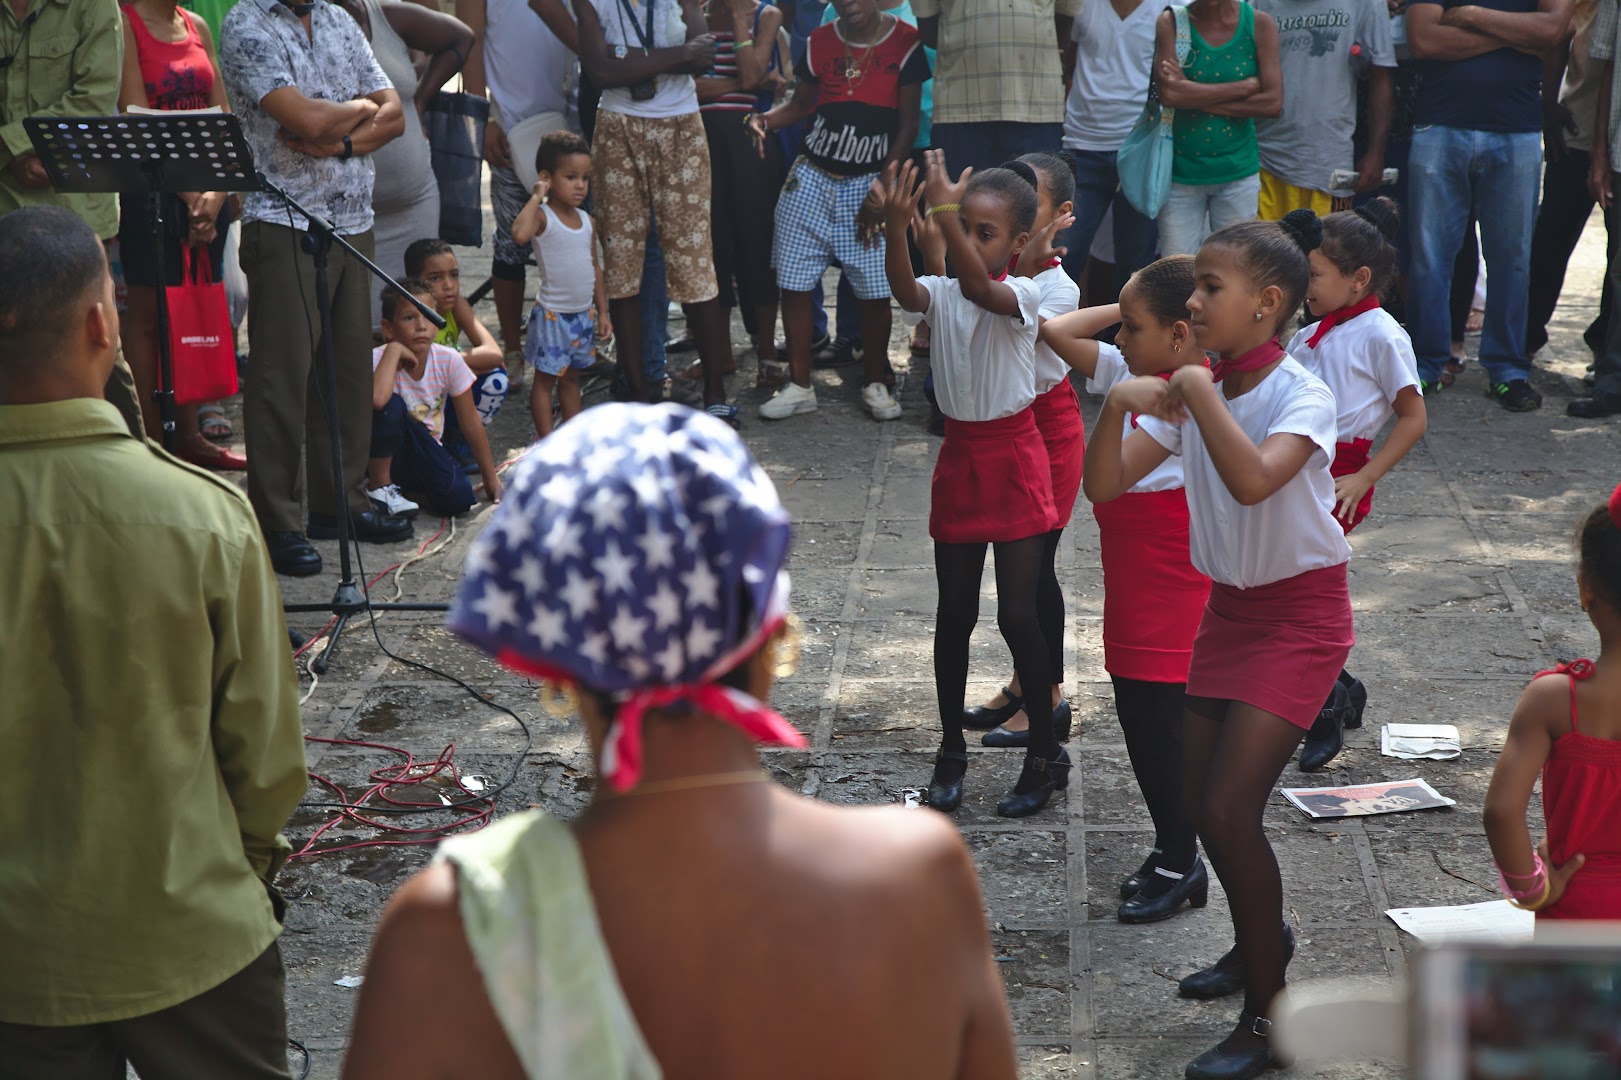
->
xmin=1210 ymin=339 xmax=1284 ymax=382
xmin=990 ymin=264 xmax=1009 ymax=282
xmin=1305 ymin=294 xmax=1380 ymax=349
xmin=1004 ymin=255 xmax=1063 ymax=277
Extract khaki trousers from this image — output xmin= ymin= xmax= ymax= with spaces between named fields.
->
xmin=0 ymin=941 xmax=291 ymax=1080
xmin=240 ymin=221 xmax=377 ymax=533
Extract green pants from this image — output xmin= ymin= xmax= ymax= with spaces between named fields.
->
xmin=0 ymin=941 xmax=291 ymax=1080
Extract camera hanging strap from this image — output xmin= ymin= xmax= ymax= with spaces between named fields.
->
xmin=614 ymin=0 xmax=655 ymax=52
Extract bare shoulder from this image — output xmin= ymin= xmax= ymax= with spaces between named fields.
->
xmin=1513 ymin=670 xmax=1574 ymax=733
xmin=374 ymin=862 xmax=466 ymax=951
xmin=801 ymin=800 xmax=976 ymax=882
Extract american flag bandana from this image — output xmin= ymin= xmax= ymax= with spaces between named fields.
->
xmin=447 ymin=403 xmax=807 ymax=791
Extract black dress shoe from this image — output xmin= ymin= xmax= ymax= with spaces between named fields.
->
xmin=1567 ymin=392 xmax=1621 ymax=418
xmin=981 ymin=699 xmax=1074 ymax=747
xmin=308 ymin=509 xmax=414 ymax=543
xmin=813 ymin=334 xmax=861 ymax=369
xmin=1299 ymin=681 xmax=1355 ymax=772
xmin=926 ymin=750 xmax=968 ymax=813
xmin=1339 ymin=671 xmax=1367 ymax=729
xmin=266 ymin=530 xmax=322 ymax=577
xmin=1118 ymin=857 xmax=1209 ymax=923
xmin=996 ymin=747 xmax=1070 ymax=818
xmin=1184 ymin=1015 xmax=1280 ymax=1080
xmin=1178 ymin=923 xmax=1295 ymax=999
xmin=666 ymin=334 xmax=698 ymax=354
xmin=964 ymin=687 xmax=1024 ymax=730
xmin=1120 ymin=848 xmax=1163 ymax=900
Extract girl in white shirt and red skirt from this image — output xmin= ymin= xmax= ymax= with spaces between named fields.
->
xmin=1083 ymin=211 xmax=1353 ymax=1080
xmin=881 ymin=151 xmax=1068 ymax=819
xmin=1286 ymin=198 xmax=1427 ymax=772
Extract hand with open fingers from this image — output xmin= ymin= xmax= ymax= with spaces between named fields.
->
xmin=1018 ymin=210 xmax=1073 ymax=276
xmin=1109 ymin=376 xmax=1176 ymax=420
xmin=1539 ymin=839 xmax=1585 ymax=909
xmin=881 ymin=159 xmax=921 ymax=226
xmin=912 ymin=206 xmax=946 ymax=268
xmin=922 ymin=148 xmax=970 ymax=212
xmin=1333 ymin=470 xmax=1374 ymax=524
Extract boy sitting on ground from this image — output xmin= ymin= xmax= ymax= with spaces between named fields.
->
xmin=369 ymin=279 xmax=503 ymax=518
xmin=404 ymin=238 xmax=510 ymax=473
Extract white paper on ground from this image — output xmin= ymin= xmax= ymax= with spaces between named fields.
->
xmin=334 ymin=975 xmax=366 ymax=988
xmin=1381 ymin=724 xmax=1462 ymax=761
xmin=1384 ymin=899 xmax=1534 ymax=944
xmin=1282 ymin=777 xmax=1456 ymax=818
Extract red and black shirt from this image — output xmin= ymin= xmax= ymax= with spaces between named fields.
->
xmin=795 ymin=18 xmax=929 ymax=176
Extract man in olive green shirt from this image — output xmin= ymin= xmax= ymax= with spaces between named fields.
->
xmin=0 ymin=207 xmax=307 ymax=1078
xmin=0 ymin=0 xmax=121 ymax=238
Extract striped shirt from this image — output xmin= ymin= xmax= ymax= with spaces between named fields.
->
xmin=700 ymin=29 xmax=764 ymax=112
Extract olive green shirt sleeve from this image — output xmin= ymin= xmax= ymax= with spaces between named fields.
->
xmin=0 ymin=0 xmax=124 ymax=168
xmin=212 ymin=505 xmax=308 ymax=885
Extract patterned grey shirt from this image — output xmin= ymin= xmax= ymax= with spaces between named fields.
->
xmin=221 ymin=0 xmax=392 ymax=234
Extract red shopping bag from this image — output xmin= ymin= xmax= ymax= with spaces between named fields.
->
xmin=166 ymin=246 xmax=239 ymax=405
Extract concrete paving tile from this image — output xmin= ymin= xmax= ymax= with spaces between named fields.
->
xmin=1347 ymin=614 xmax=1552 ymax=676
xmin=993 ymin=929 xmax=1072 ymax=1036
xmin=971 ymin=829 xmax=1069 ymax=927
xmin=1456 ymin=469 xmax=1621 ymax=515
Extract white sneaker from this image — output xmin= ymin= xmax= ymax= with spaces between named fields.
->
xmin=758 ymin=381 xmax=818 ymax=420
xmin=862 ymin=381 xmax=902 ymax=421
xmin=367 ymin=483 xmax=419 ymax=518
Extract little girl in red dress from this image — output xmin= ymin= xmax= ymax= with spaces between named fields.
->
xmin=1485 ymin=483 xmax=1621 ymax=921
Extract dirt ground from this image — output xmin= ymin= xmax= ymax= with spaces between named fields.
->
xmin=238 ymin=201 xmax=1621 ymax=1078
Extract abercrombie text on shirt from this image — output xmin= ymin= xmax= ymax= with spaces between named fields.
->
xmin=794 ymin=18 xmax=930 ymax=176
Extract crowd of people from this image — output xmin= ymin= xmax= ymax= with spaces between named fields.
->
xmin=5 ymin=0 xmax=1621 ymax=1077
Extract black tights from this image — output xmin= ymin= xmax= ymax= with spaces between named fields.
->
xmin=1182 ymin=697 xmax=1307 ymax=1038
xmin=935 ymin=537 xmax=1057 ymax=771
xmin=1111 ymin=677 xmax=1196 ymax=873
xmin=1034 ymin=528 xmax=1065 ymax=681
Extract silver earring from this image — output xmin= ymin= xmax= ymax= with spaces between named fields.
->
xmin=1253 ymin=311 xmax=1263 ymax=321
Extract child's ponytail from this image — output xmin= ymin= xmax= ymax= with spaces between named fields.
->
xmin=1319 ymin=197 xmax=1403 ymax=302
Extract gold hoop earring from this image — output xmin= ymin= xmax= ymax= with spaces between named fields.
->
xmin=770 ymin=613 xmax=803 ymax=679
xmin=540 ymin=680 xmax=580 ymax=719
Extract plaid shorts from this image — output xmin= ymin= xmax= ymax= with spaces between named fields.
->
xmin=525 ymin=307 xmax=597 ymax=376
xmin=490 ymin=164 xmax=533 ymax=269
xmin=771 ymin=159 xmax=889 ymax=300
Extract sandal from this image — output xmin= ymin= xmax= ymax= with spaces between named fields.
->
xmin=197 ymin=404 xmax=232 ymax=442
xmin=756 ymin=360 xmax=790 ymax=390
xmin=705 ymin=402 xmax=740 ymax=429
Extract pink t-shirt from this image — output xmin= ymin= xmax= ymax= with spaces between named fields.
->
xmin=372 ymin=342 xmax=477 ymax=441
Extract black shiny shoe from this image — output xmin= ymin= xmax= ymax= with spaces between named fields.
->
xmin=1178 ymin=922 xmax=1295 ymax=999
xmin=1339 ymin=671 xmax=1367 ymax=729
xmin=1118 ymin=857 xmax=1209 ymax=923
xmin=308 ymin=509 xmax=414 ymax=543
xmin=1299 ymin=681 xmax=1355 ymax=772
xmin=1184 ymin=1014 xmax=1281 ymax=1080
xmin=964 ymin=687 xmax=1024 ymax=730
xmin=1120 ymin=848 xmax=1163 ymax=900
xmin=266 ymin=530 xmax=322 ymax=577
xmin=980 ymin=699 xmax=1073 ymax=747
xmin=926 ymin=751 xmax=968 ymax=813
xmin=995 ymin=747 xmax=1070 ymax=818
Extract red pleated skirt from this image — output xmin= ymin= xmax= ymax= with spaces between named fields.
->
xmin=1032 ymin=379 xmax=1086 ymax=527
xmin=1331 ymin=437 xmax=1375 ymax=534
xmin=1093 ymin=489 xmax=1212 ymax=682
xmin=1186 ymin=563 xmax=1354 ymax=729
xmin=931 ymin=408 xmax=1058 ymax=544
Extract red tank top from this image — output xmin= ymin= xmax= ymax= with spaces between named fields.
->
xmin=1538 ymin=659 xmax=1621 ymax=921
xmin=121 ymin=5 xmax=215 ymax=111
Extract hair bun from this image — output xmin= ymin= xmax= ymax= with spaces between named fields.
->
xmin=1355 ymin=197 xmax=1402 ymax=244
xmin=1279 ymin=209 xmax=1323 ymax=253
xmin=999 ymin=159 xmax=1040 ymax=190
xmin=1055 ymin=149 xmax=1082 ymax=182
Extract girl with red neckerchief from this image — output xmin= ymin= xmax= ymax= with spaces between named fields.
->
xmin=1083 ymin=210 xmax=1352 ymax=1080
xmin=1285 ymin=197 xmax=1428 ymax=773
xmin=1484 ymin=484 xmax=1621 ymax=923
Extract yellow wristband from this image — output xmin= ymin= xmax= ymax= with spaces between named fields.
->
xmin=925 ymin=203 xmax=961 ymax=218
xmin=735 ymin=36 xmax=755 ymax=47
xmin=1508 ymin=874 xmax=1552 ymax=911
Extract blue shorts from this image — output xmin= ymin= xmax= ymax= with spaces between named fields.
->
xmin=525 ymin=307 xmax=596 ymax=376
xmin=771 ymin=159 xmax=889 ymax=300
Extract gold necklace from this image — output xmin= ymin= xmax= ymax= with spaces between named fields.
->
xmin=616 ymin=769 xmax=770 ymax=797
xmin=839 ymin=14 xmax=891 ymax=96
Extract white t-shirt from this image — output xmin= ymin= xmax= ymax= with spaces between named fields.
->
xmin=1085 ymin=344 xmax=1187 ymax=494
xmin=1137 ymin=357 xmax=1351 ymax=588
xmin=1063 ymin=0 xmax=1167 ymax=152
xmin=904 ymin=275 xmax=1042 ymax=422
xmin=484 ymin=0 xmax=574 ymax=131
xmin=1033 ymin=264 xmax=1081 ymax=392
xmin=590 ymin=0 xmax=700 ymax=118
xmin=373 ymin=343 xmax=478 ymax=442
xmin=1286 ymin=308 xmax=1420 ymax=443
xmin=532 ymin=205 xmax=597 ymax=314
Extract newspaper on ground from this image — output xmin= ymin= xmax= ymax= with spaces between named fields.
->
xmin=1384 ymin=899 xmax=1534 ymax=943
xmin=1282 ymin=777 xmax=1456 ymax=819
xmin=1381 ymin=724 xmax=1462 ymax=761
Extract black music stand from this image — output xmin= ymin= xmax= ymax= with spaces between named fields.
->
xmin=26 ymin=113 xmax=258 ymax=450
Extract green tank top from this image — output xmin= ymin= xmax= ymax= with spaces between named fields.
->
xmin=435 ymin=309 xmax=461 ymax=349
xmin=1170 ymin=2 xmax=1261 ymax=187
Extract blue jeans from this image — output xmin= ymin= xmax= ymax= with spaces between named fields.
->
xmin=930 ymin=121 xmax=1063 ymax=175
xmin=1406 ymin=125 xmax=1541 ymax=384
xmin=441 ymin=367 xmax=508 ymax=469
xmin=1156 ymin=174 xmax=1261 ymax=256
xmin=1059 ymin=148 xmax=1159 ymax=291
xmin=371 ymin=394 xmax=475 ymax=516
xmin=641 ymin=222 xmax=669 ymax=382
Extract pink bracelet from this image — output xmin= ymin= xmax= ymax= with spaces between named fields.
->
xmin=1497 ymin=851 xmax=1547 ymax=901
